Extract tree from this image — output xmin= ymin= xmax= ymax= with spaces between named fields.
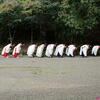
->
xmin=57 ymin=0 xmax=100 ymax=43
xmin=0 ymin=4 xmax=24 ymax=43
xmin=0 ymin=0 xmax=100 ymax=44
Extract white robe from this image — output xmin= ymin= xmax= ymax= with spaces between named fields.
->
xmin=92 ymin=46 xmax=100 ymax=56
xmin=27 ymin=44 xmax=36 ymax=57
xmin=36 ymin=44 xmax=45 ymax=57
xmin=12 ymin=43 xmax=22 ymax=55
xmin=79 ymin=45 xmax=89 ymax=57
xmin=45 ymin=44 xmax=55 ymax=57
xmin=54 ymin=44 xmax=65 ymax=56
xmin=1 ymin=43 xmax=12 ymax=55
xmin=66 ymin=45 xmax=76 ymax=57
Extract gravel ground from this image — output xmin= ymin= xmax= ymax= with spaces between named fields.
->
xmin=0 ymin=56 xmax=100 ymax=100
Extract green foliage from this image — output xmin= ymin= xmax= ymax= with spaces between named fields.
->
xmin=0 ymin=0 xmax=100 ymax=44
xmin=58 ymin=0 xmax=100 ymax=35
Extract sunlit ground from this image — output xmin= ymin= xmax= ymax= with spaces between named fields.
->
xmin=0 ymin=56 xmax=100 ymax=100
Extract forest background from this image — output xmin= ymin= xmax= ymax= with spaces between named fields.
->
xmin=0 ymin=0 xmax=100 ymax=45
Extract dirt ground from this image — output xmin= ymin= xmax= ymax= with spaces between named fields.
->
xmin=0 ymin=56 xmax=100 ymax=100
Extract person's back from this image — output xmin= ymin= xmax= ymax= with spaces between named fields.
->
xmin=36 ymin=44 xmax=45 ymax=57
xmin=92 ymin=45 xmax=100 ymax=56
xmin=45 ymin=44 xmax=55 ymax=57
xmin=27 ymin=44 xmax=36 ymax=57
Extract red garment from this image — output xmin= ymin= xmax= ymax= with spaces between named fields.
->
xmin=13 ymin=48 xmax=19 ymax=58
xmin=13 ymin=53 xmax=19 ymax=58
xmin=2 ymin=48 xmax=8 ymax=57
xmin=2 ymin=52 xmax=8 ymax=57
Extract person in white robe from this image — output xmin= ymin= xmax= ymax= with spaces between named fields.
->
xmin=66 ymin=44 xmax=77 ymax=57
xmin=1 ymin=43 xmax=12 ymax=58
xmin=27 ymin=44 xmax=37 ymax=57
xmin=12 ymin=43 xmax=22 ymax=58
xmin=45 ymin=44 xmax=55 ymax=57
xmin=79 ymin=44 xmax=90 ymax=57
xmin=54 ymin=44 xmax=66 ymax=57
xmin=36 ymin=44 xmax=45 ymax=57
xmin=91 ymin=45 xmax=100 ymax=56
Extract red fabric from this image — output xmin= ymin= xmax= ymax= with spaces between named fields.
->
xmin=2 ymin=52 xmax=8 ymax=57
xmin=13 ymin=53 xmax=19 ymax=57
xmin=2 ymin=48 xmax=8 ymax=57
xmin=13 ymin=48 xmax=19 ymax=57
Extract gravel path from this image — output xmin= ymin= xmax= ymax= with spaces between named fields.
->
xmin=0 ymin=56 xmax=100 ymax=100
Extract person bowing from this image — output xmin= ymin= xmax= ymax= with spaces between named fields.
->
xmin=66 ymin=44 xmax=77 ymax=57
xmin=36 ymin=44 xmax=45 ymax=57
xmin=79 ymin=44 xmax=90 ymax=57
xmin=45 ymin=44 xmax=55 ymax=57
xmin=27 ymin=44 xmax=37 ymax=57
xmin=12 ymin=43 xmax=22 ymax=58
xmin=54 ymin=44 xmax=66 ymax=57
xmin=92 ymin=45 xmax=100 ymax=56
xmin=1 ymin=43 xmax=12 ymax=58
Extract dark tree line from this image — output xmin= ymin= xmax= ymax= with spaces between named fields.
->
xmin=0 ymin=0 xmax=100 ymax=45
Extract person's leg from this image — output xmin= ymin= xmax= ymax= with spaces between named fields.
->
xmin=83 ymin=49 xmax=87 ymax=57
xmin=81 ymin=51 xmax=84 ymax=57
xmin=94 ymin=50 xmax=97 ymax=56
xmin=57 ymin=52 xmax=60 ymax=57
xmin=70 ymin=50 xmax=74 ymax=57
xmin=79 ymin=48 xmax=82 ymax=56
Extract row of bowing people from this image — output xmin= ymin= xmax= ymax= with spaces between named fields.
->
xmin=1 ymin=43 xmax=100 ymax=58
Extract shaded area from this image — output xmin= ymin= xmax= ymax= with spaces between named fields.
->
xmin=0 ymin=0 xmax=100 ymax=44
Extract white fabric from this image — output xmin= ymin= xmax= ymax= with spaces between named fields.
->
xmin=12 ymin=43 xmax=22 ymax=55
xmin=45 ymin=44 xmax=55 ymax=57
xmin=1 ymin=43 xmax=12 ymax=55
xmin=92 ymin=46 xmax=100 ymax=56
xmin=27 ymin=44 xmax=36 ymax=57
xmin=66 ymin=45 xmax=76 ymax=57
xmin=79 ymin=45 xmax=89 ymax=57
xmin=54 ymin=44 xmax=65 ymax=56
xmin=36 ymin=44 xmax=45 ymax=57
